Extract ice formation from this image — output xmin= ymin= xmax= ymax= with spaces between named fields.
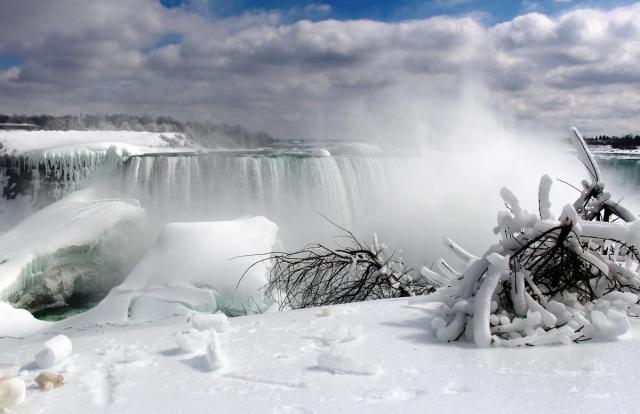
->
xmin=175 ymin=328 xmax=215 ymax=354
xmin=0 ymin=189 xmax=147 ymax=312
xmin=53 ymin=216 xmax=279 ymax=330
xmin=205 ymin=331 xmax=227 ymax=371
xmin=421 ymin=128 xmax=640 ymax=346
xmin=0 ymin=131 xmax=195 ymax=213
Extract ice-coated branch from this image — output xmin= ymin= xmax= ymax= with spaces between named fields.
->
xmin=431 ymin=168 xmax=640 ymax=347
xmin=263 ymin=230 xmax=435 ymax=310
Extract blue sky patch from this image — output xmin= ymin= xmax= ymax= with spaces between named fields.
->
xmin=0 ymin=54 xmax=23 ymax=70
xmin=158 ymin=0 xmax=638 ymax=24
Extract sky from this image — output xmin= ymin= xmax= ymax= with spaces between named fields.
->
xmin=1 ymin=0 xmax=639 ymax=139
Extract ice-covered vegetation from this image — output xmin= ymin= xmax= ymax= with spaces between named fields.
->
xmin=419 ymin=128 xmax=640 ymax=346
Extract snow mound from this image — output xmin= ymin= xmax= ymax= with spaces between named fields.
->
xmin=57 ymin=216 xmax=279 ymax=329
xmin=0 ymin=302 xmax=51 ymax=338
xmin=0 ymin=189 xmax=147 ymax=313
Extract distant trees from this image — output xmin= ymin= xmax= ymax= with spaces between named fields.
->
xmin=0 ymin=113 xmax=274 ymax=148
xmin=585 ymin=134 xmax=640 ymax=150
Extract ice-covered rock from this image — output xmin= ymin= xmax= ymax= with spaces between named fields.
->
xmin=57 ymin=216 xmax=279 ymax=328
xmin=0 ymin=189 xmax=147 ymax=313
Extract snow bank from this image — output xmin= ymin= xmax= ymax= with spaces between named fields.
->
xmin=0 ymin=130 xmax=193 ymax=156
xmin=0 ymin=302 xmax=50 ymax=338
xmin=0 ymin=189 xmax=147 ymax=313
xmin=58 ymin=216 xmax=279 ymax=328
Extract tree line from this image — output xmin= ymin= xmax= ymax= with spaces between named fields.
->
xmin=585 ymin=134 xmax=640 ymax=150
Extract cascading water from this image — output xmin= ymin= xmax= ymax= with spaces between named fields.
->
xmin=3 ymin=140 xmax=639 ymax=320
xmin=101 ymin=153 xmax=389 ymax=249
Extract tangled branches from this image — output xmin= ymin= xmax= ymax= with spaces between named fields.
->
xmin=264 ymin=227 xmax=434 ymax=310
xmin=426 ymin=174 xmax=640 ymax=347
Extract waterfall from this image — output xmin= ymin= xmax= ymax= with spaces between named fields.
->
xmin=110 ymin=154 xmax=388 ymax=248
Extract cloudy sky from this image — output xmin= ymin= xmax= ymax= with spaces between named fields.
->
xmin=0 ymin=0 xmax=639 ymax=139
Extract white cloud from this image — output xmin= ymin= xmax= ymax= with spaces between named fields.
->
xmin=0 ymin=1 xmax=639 ymax=138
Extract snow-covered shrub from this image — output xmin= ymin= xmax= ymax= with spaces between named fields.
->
xmin=426 ymin=128 xmax=640 ymax=346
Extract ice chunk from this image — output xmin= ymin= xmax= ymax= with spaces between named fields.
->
xmin=35 ymin=335 xmax=73 ymax=369
xmin=175 ymin=329 xmax=213 ymax=354
xmin=0 ymin=365 xmax=19 ymax=380
xmin=190 ymin=313 xmax=230 ymax=333
xmin=0 ymin=378 xmax=25 ymax=411
xmin=35 ymin=372 xmax=64 ymax=390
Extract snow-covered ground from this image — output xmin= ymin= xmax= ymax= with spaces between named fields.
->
xmin=1 ymin=298 xmax=639 ymax=413
xmin=0 ymin=130 xmax=195 ymax=158
xmin=589 ymin=145 xmax=640 ymax=158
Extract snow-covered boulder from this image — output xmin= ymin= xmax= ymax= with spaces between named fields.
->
xmin=58 ymin=216 xmax=279 ymax=328
xmin=0 ymin=189 xmax=147 ymax=313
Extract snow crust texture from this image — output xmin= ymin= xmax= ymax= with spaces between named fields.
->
xmin=3 ymin=298 xmax=640 ymax=413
